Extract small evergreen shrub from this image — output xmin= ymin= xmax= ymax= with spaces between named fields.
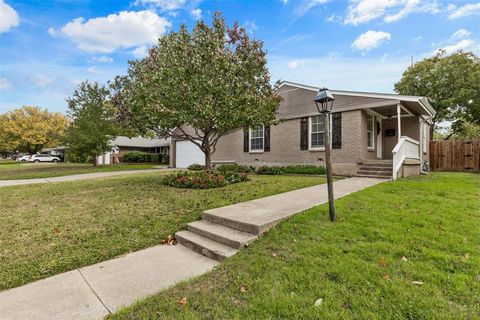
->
xmin=163 ymin=170 xmax=249 ymax=189
xmin=223 ymin=171 xmax=250 ymax=184
xmin=216 ymin=164 xmax=254 ymax=174
xmin=283 ymin=165 xmax=325 ymax=175
xmin=187 ymin=163 xmax=206 ymax=170
xmin=123 ymin=151 xmax=148 ymax=163
xmin=160 ymin=153 xmax=169 ymax=164
xmin=256 ymin=166 xmax=285 ymax=175
xmin=151 ymin=154 xmax=160 ymax=163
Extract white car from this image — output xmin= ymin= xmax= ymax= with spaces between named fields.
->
xmin=16 ymin=155 xmax=30 ymax=162
xmin=28 ymin=154 xmax=61 ymax=163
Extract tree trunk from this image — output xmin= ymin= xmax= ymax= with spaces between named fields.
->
xmin=93 ymin=154 xmax=98 ymax=167
xmin=205 ymin=151 xmax=212 ymax=171
xmin=430 ymin=120 xmax=435 ymax=141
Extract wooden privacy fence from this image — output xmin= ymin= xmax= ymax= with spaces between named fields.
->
xmin=429 ymin=139 xmax=480 ymax=172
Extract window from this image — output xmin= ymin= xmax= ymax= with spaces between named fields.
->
xmin=367 ymin=114 xmax=374 ymax=149
xmin=249 ymin=126 xmax=264 ymax=152
xmin=310 ymin=115 xmax=325 ymax=149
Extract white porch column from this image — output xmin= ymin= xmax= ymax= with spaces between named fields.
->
xmin=397 ymin=104 xmax=401 ymax=142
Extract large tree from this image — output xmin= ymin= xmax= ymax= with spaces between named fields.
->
xmin=112 ymin=13 xmax=281 ymax=169
xmin=66 ymin=81 xmax=119 ymax=166
xmin=0 ymin=106 xmax=68 ymax=154
xmin=395 ymin=50 xmax=480 ymax=137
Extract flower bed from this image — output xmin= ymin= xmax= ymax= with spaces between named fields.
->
xmin=163 ymin=170 xmax=249 ymax=189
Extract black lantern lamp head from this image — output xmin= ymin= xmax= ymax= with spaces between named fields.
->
xmin=314 ymin=88 xmax=335 ymax=114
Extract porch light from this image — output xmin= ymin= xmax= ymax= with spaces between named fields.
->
xmin=314 ymin=88 xmax=335 ymax=113
xmin=314 ymin=87 xmax=336 ymax=222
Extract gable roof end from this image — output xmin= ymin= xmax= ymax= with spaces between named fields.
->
xmin=277 ymin=81 xmax=436 ymax=117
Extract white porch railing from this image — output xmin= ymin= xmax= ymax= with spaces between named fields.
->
xmin=392 ymin=136 xmax=420 ymax=180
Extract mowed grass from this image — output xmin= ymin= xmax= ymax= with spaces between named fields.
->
xmin=110 ymin=173 xmax=480 ymax=320
xmin=0 ymin=173 xmax=325 ymax=290
xmin=0 ymin=160 xmax=17 ymax=165
xmin=0 ymin=163 xmax=159 ymax=180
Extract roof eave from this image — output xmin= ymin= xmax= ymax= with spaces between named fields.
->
xmin=278 ymin=80 xmax=436 ymax=117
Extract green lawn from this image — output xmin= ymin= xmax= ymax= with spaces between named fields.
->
xmin=0 ymin=163 xmax=160 ymax=180
xmin=0 ymin=173 xmax=325 ymax=290
xmin=110 ymin=173 xmax=480 ymax=320
xmin=0 ymin=160 xmax=17 ymax=165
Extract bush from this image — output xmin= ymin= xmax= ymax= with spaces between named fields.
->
xmin=160 ymin=153 xmax=169 ymax=164
xmin=283 ymin=165 xmax=325 ymax=175
xmin=151 ymin=154 xmax=160 ymax=163
xmin=256 ymin=166 xmax=285 ymax=175
xmin=163 ymin=170 xmax=249 ymax=189
xmin=123 ymin=151 xmax=148 ymax=163
xmin=187 ymin=163 xmax=206 ymax=170
xmin=216 ymin=164 xmax=254 ymax=174
xmin=256 ymin=165 xmax=326 ymax=175
xmin=223 ymin=171 xmax=250 ymax=184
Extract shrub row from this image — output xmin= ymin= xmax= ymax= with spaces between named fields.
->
xmin=187 ymin=163 xmax=206 ymax=170
xmin=257 ymin=165 xmax=326 ymax=175
xmin=123 ymin=151 xmax=168 ymax=164
xmin=283 ymin=165 xmax=326 ymax=175
xmin=187 ymin=163 xmax=325 ymax=175
xmin=256 ymin=166 xmax=285 ymax=175
xmin=163 ymin=170 xmax=249 ymax=189
xmin=216 ymin=164 xmax=254 ymax=174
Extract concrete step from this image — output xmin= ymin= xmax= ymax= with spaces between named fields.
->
xmin=202 ymin=211 xmax=260 ymax=234
xmin=175 ymin=231 xmax=238 ymax=262
xmin=357 ymin=170 xmax=392 ymax=176
xmin=359 ymin=166 xmax=392 ymax=172
xmin=359 ymin=163 xmax=392 ymax=168
xmin=356 ymin=174 xmax=391 ymax=179
xmin=187 ymin=220 xmax=257 ymax=249
xmin=359 ymin=160 xmax=392 ymax=165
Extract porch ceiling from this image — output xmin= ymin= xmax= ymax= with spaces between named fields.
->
xmin=371 ymin=105 xmax=410 ymax=117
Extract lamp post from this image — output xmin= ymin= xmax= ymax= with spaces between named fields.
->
xmin=314 ymin=88 xmax=336 ymax=222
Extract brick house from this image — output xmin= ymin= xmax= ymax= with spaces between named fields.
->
xmin=97 ymin=136 xmax=170 ymax=165
xmin=170 ymin=81 xmax=436 ymax=179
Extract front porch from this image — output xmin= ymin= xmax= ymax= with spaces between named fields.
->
xmin=359 ymin=102 xmax=431 ymax=179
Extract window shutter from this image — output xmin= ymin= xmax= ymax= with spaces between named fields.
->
xmin=243 ymin=128 xmax=249 ymax=152
xmin=264 ymin=125 xmax=271 ymax=152
xmin=332 ymin=112 xmax=342 ymax=149
xmin=300 ymin=117 xmax=308 ymax=150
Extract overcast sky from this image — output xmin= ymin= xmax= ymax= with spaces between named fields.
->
xmin=0 ymin=0 xmax=479 ymax=113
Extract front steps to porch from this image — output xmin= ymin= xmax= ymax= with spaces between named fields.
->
xmin=357 ymin=160 xmax=393 ymax=179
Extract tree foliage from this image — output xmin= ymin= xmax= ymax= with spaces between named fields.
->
xmin=112 ymin=13 xmax=281 ymax=169
xmin=452 ymin=119 xmax=480 ymax=139
xmin=66 ymin=82 xmax=119 ymax=165
xmin=0 ymin=106 xmax=68 ymax=154
xmin=395 ymin=50 xmax=480 ymax=134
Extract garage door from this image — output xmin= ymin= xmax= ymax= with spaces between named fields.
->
xmin=175 ymin=140 xmax=205 ymax=168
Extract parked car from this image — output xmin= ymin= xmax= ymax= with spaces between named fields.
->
xmin=28 ymin=154 xmax=61 ymax=163
xmin=16 ymin=155 xmax=30 ymax=162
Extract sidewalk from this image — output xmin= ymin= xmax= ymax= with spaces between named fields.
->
xmin=0 ymin=169 xmax=173 ymax=188
xmin=0 ymin=177 xmax=386 ymax=320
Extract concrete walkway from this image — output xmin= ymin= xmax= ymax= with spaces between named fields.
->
xmin=0 ymin=169 xmax=172 ymax=188
xmin=0 ymin=177 xmax=386 ymax=320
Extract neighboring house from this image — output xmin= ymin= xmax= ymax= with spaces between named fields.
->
xmin=97 ymin=136 xmax=170 ymax=165
xmin=170 ymin=81 xmax=436 ymax=179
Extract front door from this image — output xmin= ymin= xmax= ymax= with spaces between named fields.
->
xmin=376 ymin=116 xmax=382 ymax=159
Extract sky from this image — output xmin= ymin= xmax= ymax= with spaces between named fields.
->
xmin=0 ymin=0 xmax=479 ymax=114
